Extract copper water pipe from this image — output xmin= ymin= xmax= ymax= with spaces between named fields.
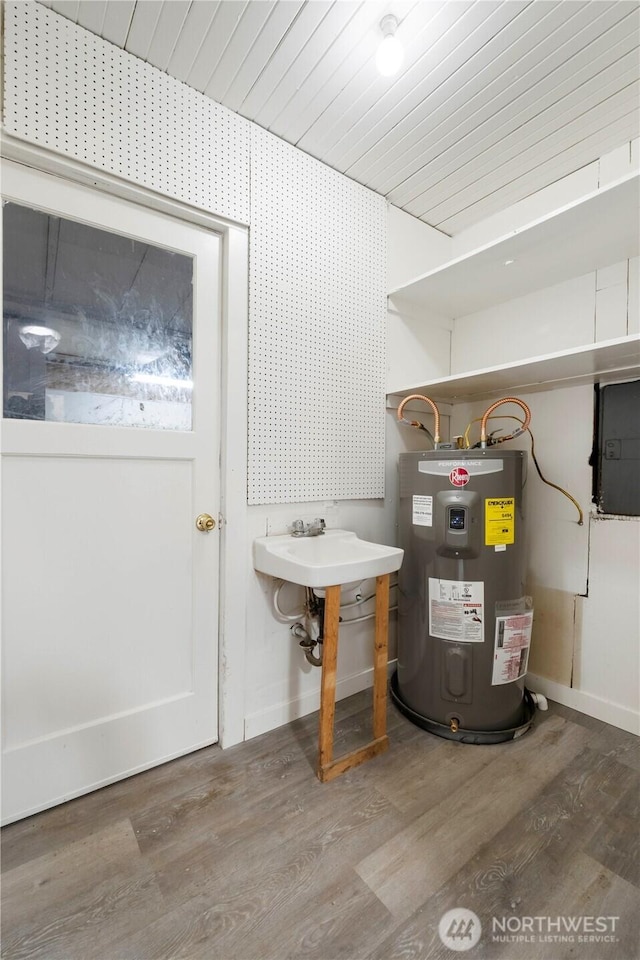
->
xmin=480 ymin=397 xmax=532 ymax=445
xmin=397 ymin=394 xmax=442 ymax=445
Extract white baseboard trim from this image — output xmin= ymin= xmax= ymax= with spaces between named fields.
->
xmin=244 ymin=660 xmax=397 ymax=741
xmin=526 ymin=673 xmax=640 ymax=735
xmin=246 ymin=668 xmax=640 ymax=741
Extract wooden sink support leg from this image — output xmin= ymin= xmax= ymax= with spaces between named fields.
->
xmin=317 ymin=573 xmax=390 ymax=783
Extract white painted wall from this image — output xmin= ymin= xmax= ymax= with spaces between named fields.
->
xmin=387 ymin=299 xmax=452 ymax=394
xmin=575 ymin=517 xmax=640 ymax=728
xmin=387 ymin=204 xmax=452 ymax=290
xmin=386 ymin=206 xmax=453 ymax=393
xmin=450 ymin=274 xmax=596 ymax=374
xmin=451 ymin=257 xmax=638 ymax=376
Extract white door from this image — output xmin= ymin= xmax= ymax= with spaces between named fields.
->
xmin=1 ymin=162 xmax=221 ymax=823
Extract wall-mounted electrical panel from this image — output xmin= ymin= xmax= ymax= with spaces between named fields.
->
xmin=595 ymin=380 xmax=640 ymax=515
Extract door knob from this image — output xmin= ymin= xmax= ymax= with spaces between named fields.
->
xmin=196 ymin=513 xmax=216 ymax=532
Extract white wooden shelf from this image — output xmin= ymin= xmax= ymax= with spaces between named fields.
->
xmin=387 ymin=336 xmax=640 ymax=404
xmin=388 ymin=173 xmax=640 ymax=317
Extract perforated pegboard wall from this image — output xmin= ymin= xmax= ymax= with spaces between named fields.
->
xmin=4 ymin=2 xmax=387 ymax=505
xmin=3 ymin=2 xmax=250 ymax=224
xmin=249 ymin=129 xmax=386 ymax=504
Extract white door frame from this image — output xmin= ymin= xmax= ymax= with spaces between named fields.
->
xmin=0 ymin=136 xmax=249 ymax=751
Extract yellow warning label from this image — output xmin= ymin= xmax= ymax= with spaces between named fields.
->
xmin=485 ymin=497 xmax=515 ymax=546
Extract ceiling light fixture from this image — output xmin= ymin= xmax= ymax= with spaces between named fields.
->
xmin=376 ymin=15 xmax=404 ymax=77
xmin=18 ymin=324 xmax=61 ymax=354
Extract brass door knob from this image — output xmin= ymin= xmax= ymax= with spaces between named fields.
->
xmin=196 ymin=513 xmax=216 ymax=532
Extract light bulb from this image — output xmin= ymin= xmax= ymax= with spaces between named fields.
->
xmin=376 ymin=15 xmax=404 ymax=77
xmin=18 ymin=324 xmax=61 ymax=354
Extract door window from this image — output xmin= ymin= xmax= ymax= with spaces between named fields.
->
xmin=3 ymin=202 xmax=194 ymax=430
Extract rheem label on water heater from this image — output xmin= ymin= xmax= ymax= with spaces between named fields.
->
xmin=429 ymin=578 xmax=484 ymax=643
xmin=412 ymin=495 xmax=433 ymax=526
xmin=449 ymin=467 xmax=470 ymax=486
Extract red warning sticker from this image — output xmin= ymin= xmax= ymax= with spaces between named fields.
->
xmin=449 ymin=467 xmax=470 ymax=487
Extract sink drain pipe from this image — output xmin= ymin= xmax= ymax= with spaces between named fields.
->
xmin=292 ymin=588 xmax=325 ymax=666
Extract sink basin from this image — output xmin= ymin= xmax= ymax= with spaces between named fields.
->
xmin=253 ymin=529 xmax=403 ymax=588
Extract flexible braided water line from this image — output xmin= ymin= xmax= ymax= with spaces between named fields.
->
xmin=480 ymin=397 xmax=531 ymax=445
xmin=397 ymin=394 xmax=442 ymax=444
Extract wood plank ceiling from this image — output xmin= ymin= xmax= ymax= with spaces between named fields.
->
xmin=36 ymin=0 xmax=640 ymax=235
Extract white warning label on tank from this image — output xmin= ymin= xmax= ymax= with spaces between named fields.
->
xmin=412 ymin=495 xmax=433 ymax=526
xmin=491 ymin=611 xmax=533 ymax=685
xmin=429 ymin=578 xmax=484 ymax=643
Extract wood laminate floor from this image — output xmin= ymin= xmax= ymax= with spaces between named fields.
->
xmin=2 ymin=691 xmax=639 ymax=960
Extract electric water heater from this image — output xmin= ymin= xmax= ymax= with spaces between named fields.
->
xmin=391 ymin=448 xmax=536 ymax=743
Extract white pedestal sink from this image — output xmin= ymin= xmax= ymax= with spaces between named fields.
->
xmin=253 ymin=528 xmax=403 ymax=587
xmin=253 ymin=529 xmax=404 ymax=784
